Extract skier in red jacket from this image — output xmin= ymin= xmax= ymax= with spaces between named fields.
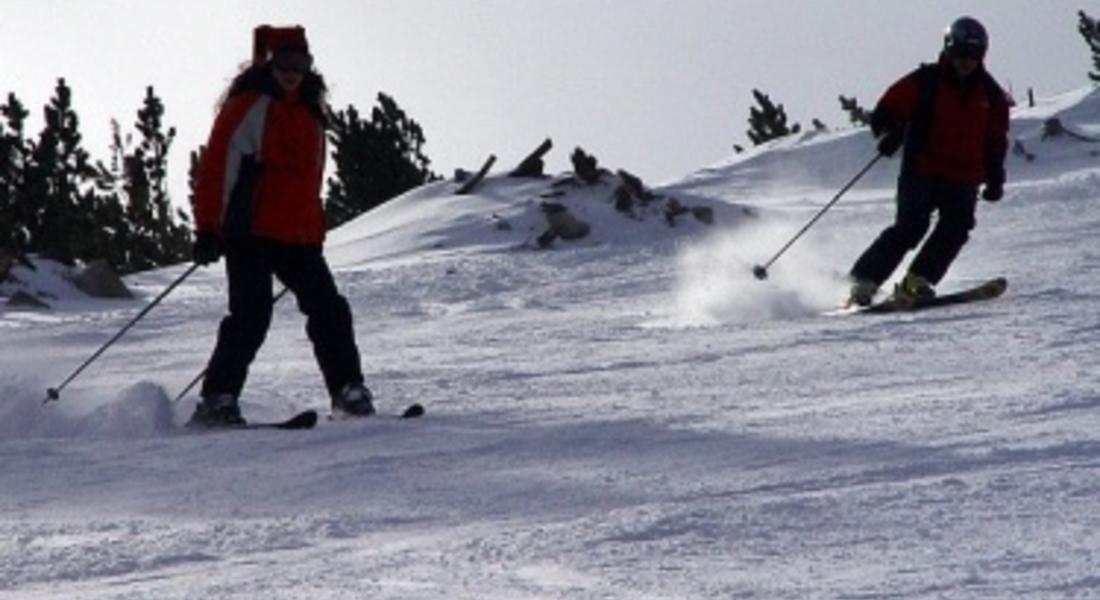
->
xmin=848 ymin=16 xmax=1010 ymax=307
xmin=189 ymin=25 xmax=374 ymax=426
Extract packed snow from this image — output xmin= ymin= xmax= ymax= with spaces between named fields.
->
xmin=2 ymin=87 xmax=1100 ymax=599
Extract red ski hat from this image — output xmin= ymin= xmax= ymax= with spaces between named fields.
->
xmin=252 ymin=25 xmax=310 ymax=66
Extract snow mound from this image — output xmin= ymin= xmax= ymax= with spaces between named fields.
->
xmin=80 ymin=381 xmax=176 ymax=436
xmin=0 ymin=380 xmax=175 ymax=439
xmin=1 ymin=256 xmax=134 ymax=311
xmin=325 ymin=173 xmax=753 ymax=270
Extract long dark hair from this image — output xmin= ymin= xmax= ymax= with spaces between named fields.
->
xmin=220 ymin=64 xmax=330 ymax=127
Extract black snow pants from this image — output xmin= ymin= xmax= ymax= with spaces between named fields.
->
xmin=201 ymin=237 xmax=364 ymax=400
xmin=850 ymin=173 xmax=979 ymax=286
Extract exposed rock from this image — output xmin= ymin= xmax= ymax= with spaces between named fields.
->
xmin=664 ymin=198 xmax=690 ymax=226
xmin=616 ymin=170 xmax=651 ymax=203
xmin=571 ymin=148 xmax=603 ymax=184
xmin=1043 ymin=118 xmax=1066 ymax=139
xmin=1043 ymin=117 xmax=1100 ymax=143
xmin=0 ymin=253 xmax=11 ymax=285
xmin=511 ymin=138 xmax=553 ymax=178
xmin=691 ymin=206 xmax=715 ymax=225
xmin=538 ymin=203 xmax=591 ymax=248
xmin=0 ymin=248 xmax=33 ymax=285
xmin=607 ymin=169 xmax=713 ymax=227
xmin=456 ymin=154 xmax=497 ymax=195
xmin=613 ymin=186 xmax=635 ymax=215
xmin=7 ymin=290 xmax=49 ymax=309
xmin=70 ymin=260 xmax=133 ymax=299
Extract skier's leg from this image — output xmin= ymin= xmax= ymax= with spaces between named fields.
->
xmin=850 ymin=175 xmax=933 ymax=286
xmin=909 ymin=181 xmax=979 ymax=285
xmin=201 ymin=238 xmax=275 ymax=399
xmin=273 ymin=244 xmax=364 ymax=397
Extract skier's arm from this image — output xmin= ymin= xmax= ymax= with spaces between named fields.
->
xmin=870 ymin=74 xmax=920 ymax=137
xmin=870 ymin=73 xmax=920 ymax=156
xmin=192 ymin=92 xmax=263 ymax=235
xmin=982 ymin=87 xmax=1010 ymax=201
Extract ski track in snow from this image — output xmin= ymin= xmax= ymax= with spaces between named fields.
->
xmin=3 ymin=89 xmax=1100 ymax=598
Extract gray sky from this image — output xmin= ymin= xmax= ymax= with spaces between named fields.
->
xmin=0 ymin=0 xmax=1090 ymax=208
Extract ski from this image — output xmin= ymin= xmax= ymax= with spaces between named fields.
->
xmin=185 ymin=409 xmax=319 ymax=432
xmin=187 ymin=403 xmax=424 ymax=433
xmin=244 ymin=409 xmax=319 ymax=430
xmin=329 ymin=402 xmax=426 ymax=421
xmin=858 ymin=277 xmax=1008 ymax=315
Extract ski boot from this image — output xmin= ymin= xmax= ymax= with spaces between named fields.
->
xmin=893 ymin=272 xmax=935 ymax=308
xmin=332 ymin=382 xmax=376 ymax=417
xmin=188 ymin=393 xmax=246 ymax=428
xmin=847 ymin=278 xmax=878 ymax=308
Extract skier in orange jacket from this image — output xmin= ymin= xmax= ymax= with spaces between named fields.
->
xmin=190 ymin=25 xmax=374 ymax=426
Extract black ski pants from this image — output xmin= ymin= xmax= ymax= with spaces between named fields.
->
xmin=850 ymin=173 xmax=979 ymax=286
xmin=201 ymin=237 xmax=363 ymax=400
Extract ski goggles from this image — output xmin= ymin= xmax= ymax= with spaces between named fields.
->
xmin=271 ymin=50 xmax=313 ymax=74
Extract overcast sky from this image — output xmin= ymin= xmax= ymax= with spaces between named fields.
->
xmin=1 ymin=1 xmax=1090 ymax=210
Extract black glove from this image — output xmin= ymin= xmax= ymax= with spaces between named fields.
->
xmin=982 ymin=166 xmax=1006 ymax=202
xmin=981 ymin=182 xmax=1003 ymax=202
xmin=192 ymin=231 xmax=222 ymax=265
xmin=877 ymin=129 xmax=904 ymax=157
xmin=869 ymin=106 xmax=895 ymax=138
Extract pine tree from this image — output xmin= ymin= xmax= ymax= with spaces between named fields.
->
xmin=91 ymin=121 xmax=137 ymax=269
xmin=2 ymin=82 xmax=188 ymax=273
xmin=82 ymin=184 xmax=128 ymax=268
xmin=130 ymin=86 xmax=189 ymax=269
xmin=325 ymin=93 xmax=436 ymax=229
xmin=747 ymin=89 xmax=801 ymax=146
xmin=25 ymin=78 xmax=97 ymax=265
xmin=1078 ymin=10 xmax=1100 ymax=84
xmin=838 ymin=95 xmax=871 ymax=127
xmin=0 ymin=93 xmax=30 ymax=251
xmin=91 ymin=120 xmax=135 ymax=268
xmin=87 ymin=87 xmax=190 ymax=273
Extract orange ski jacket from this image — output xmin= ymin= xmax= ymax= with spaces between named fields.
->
xmin=873 ymin=60 xmax=1009 ymax=186
xmin=193 ymin=90 xmax=326 ymax=245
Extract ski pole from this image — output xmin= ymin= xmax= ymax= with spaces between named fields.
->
xmin=752 ymin=152 xmax=884 ymax=280
xmin=172 ymin=286 xmax=291 ymax=403
xmin=44 ymin=263 xmax=201 ymax=404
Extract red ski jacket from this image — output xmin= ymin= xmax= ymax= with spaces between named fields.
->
xmin=873 ymin=59 xmax=1009 ymax=185
xmin=193 ymin=90 xmax=326 ymax=245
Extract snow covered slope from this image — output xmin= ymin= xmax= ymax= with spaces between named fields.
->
xmin=2 ymin=87 xmax=1100 ymax=599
